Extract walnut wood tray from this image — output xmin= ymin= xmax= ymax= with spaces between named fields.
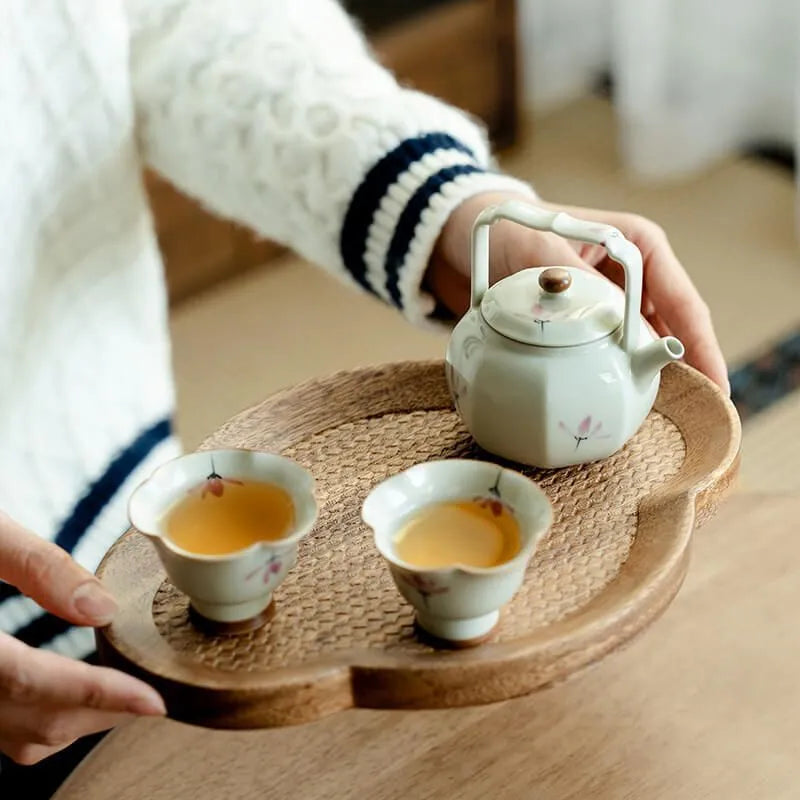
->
xmin=96 ymin=361 xmax=740 ymax=729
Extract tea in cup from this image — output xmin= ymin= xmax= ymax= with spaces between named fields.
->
xmin=128 ymin=449 xmax=317 ymax=633
xmin=392 ymin=497 xmax=522 ymax=569
xmin=363 ymin=460 xmax=552 ymax=645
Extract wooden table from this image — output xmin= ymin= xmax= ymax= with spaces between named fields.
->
xmin=56 ymin=493 xmax=800 ymax=799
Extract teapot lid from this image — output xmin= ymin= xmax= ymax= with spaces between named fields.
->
xmin=480 ymin=267 xmax=622 ymax=347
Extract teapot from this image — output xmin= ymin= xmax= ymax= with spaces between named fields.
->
xmin=445 ymin=201 xmax=685 ymax=469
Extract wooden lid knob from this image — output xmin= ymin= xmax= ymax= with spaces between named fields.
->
xmin=539 ymin=268 xmax=572 ymax=294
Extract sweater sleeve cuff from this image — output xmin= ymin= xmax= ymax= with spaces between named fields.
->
xmin=339 ymin=133 xmax=536 ymax=326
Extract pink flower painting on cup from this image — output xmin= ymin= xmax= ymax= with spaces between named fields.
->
xmin=196 ymin=457 xmax=243 ymax=499
xmin=398 ymin=572 xmax=448 ymax=608
xmin=246 ymin=554 xmax=283 ymax=585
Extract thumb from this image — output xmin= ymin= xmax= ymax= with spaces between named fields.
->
xmin=426 ymin=229 xmax=600 ymax=318
xmin=497 ymin=226 xmax=598 ymax=281
xmin=0 ymin=511 xmax=117 ymax=627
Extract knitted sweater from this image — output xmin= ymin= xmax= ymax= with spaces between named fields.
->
xmin=0 ymin=0 xmax=531 ymax=659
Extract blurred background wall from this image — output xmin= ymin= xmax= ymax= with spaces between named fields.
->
xmin=159 ymin=0 xmax=800 ymax=491
xmin=519 ymin=0 xmax=798 ymax=179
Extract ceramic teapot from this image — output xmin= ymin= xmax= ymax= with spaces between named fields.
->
xmin=445 ymin=201 xmax=685 ymax=469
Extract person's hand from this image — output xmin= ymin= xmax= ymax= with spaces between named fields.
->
xmin=0 ymin=510 xmax=166 ymax=765
xmin=428 ymin=192 xmax=729 ymax=394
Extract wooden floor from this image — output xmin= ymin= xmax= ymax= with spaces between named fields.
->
xmin=56 ymin=495 xmax=800 ymax=800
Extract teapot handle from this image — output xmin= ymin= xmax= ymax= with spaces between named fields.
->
xmin=471 ymin=201 xmax=643 ymax=355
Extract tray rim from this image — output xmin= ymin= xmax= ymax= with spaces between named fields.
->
xmin=96 ymin=360 xmax=741 ymax=728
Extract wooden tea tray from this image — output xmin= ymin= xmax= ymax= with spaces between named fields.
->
xmin=96 ymin=361 xmax=740 ymax=729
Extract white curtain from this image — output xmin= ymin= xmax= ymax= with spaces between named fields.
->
xmin=518 ymin=0 xmax=798 ymax=180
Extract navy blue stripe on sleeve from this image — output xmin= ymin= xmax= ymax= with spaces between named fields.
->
xmin=54 ymin=418 xmax=171 ymax=555
xmin=340 ymin=133 xmax=475 ymax=294
xmin=0 ymin=418 xmax=171 ymax=607
xmin=13 ymin=610 xmax=74 ymax=650
xmin=0 ymin=582 xmax=17 ymax=602
xmin=384 ymin=163 xmax=482 ymax=307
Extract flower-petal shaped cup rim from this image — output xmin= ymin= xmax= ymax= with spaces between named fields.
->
xmin=363 ymin=459 xmax=553 ymax=577
xmin=127 ymin=447 xmax=318 ymax=563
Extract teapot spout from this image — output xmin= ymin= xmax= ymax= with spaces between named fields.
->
xmin=631 ymin=336 xmax=685 ymax=387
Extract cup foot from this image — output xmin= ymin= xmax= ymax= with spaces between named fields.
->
xmin=414 ymin=610 xmax=499 ymax=648
xmin=189 ymin=599 xmax=275 ymax=636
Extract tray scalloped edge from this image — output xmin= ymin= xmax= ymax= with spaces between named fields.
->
xmin=97 ymin=361 xmax=741 ymax=728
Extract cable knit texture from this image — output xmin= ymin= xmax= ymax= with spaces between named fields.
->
xmin=0 ymin=0 xmax=532 ymax=657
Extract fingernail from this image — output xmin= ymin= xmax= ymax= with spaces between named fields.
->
xmin=129 ymin=691 xmax=167 ymax=716
xmin=72 ymin=581 xmax=118 ymax=625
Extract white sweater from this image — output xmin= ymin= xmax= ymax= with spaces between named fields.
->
xmin=0 ymin=0 xmax=530 ymax=658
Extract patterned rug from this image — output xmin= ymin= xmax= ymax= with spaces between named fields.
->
xmin=730 ymin=331 xmax=800 ymax=422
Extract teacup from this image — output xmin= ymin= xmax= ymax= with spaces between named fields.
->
xmin=363 ymin=459 xmax=552 ymax=645
xmin=128 ymin=448 xmax=317 ymax=633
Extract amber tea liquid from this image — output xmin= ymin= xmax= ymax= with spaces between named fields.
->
xmin=393 ymin=499 xmax=521 ymax=569
xmin=163 ymin=480 xmax=294 ymax=555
